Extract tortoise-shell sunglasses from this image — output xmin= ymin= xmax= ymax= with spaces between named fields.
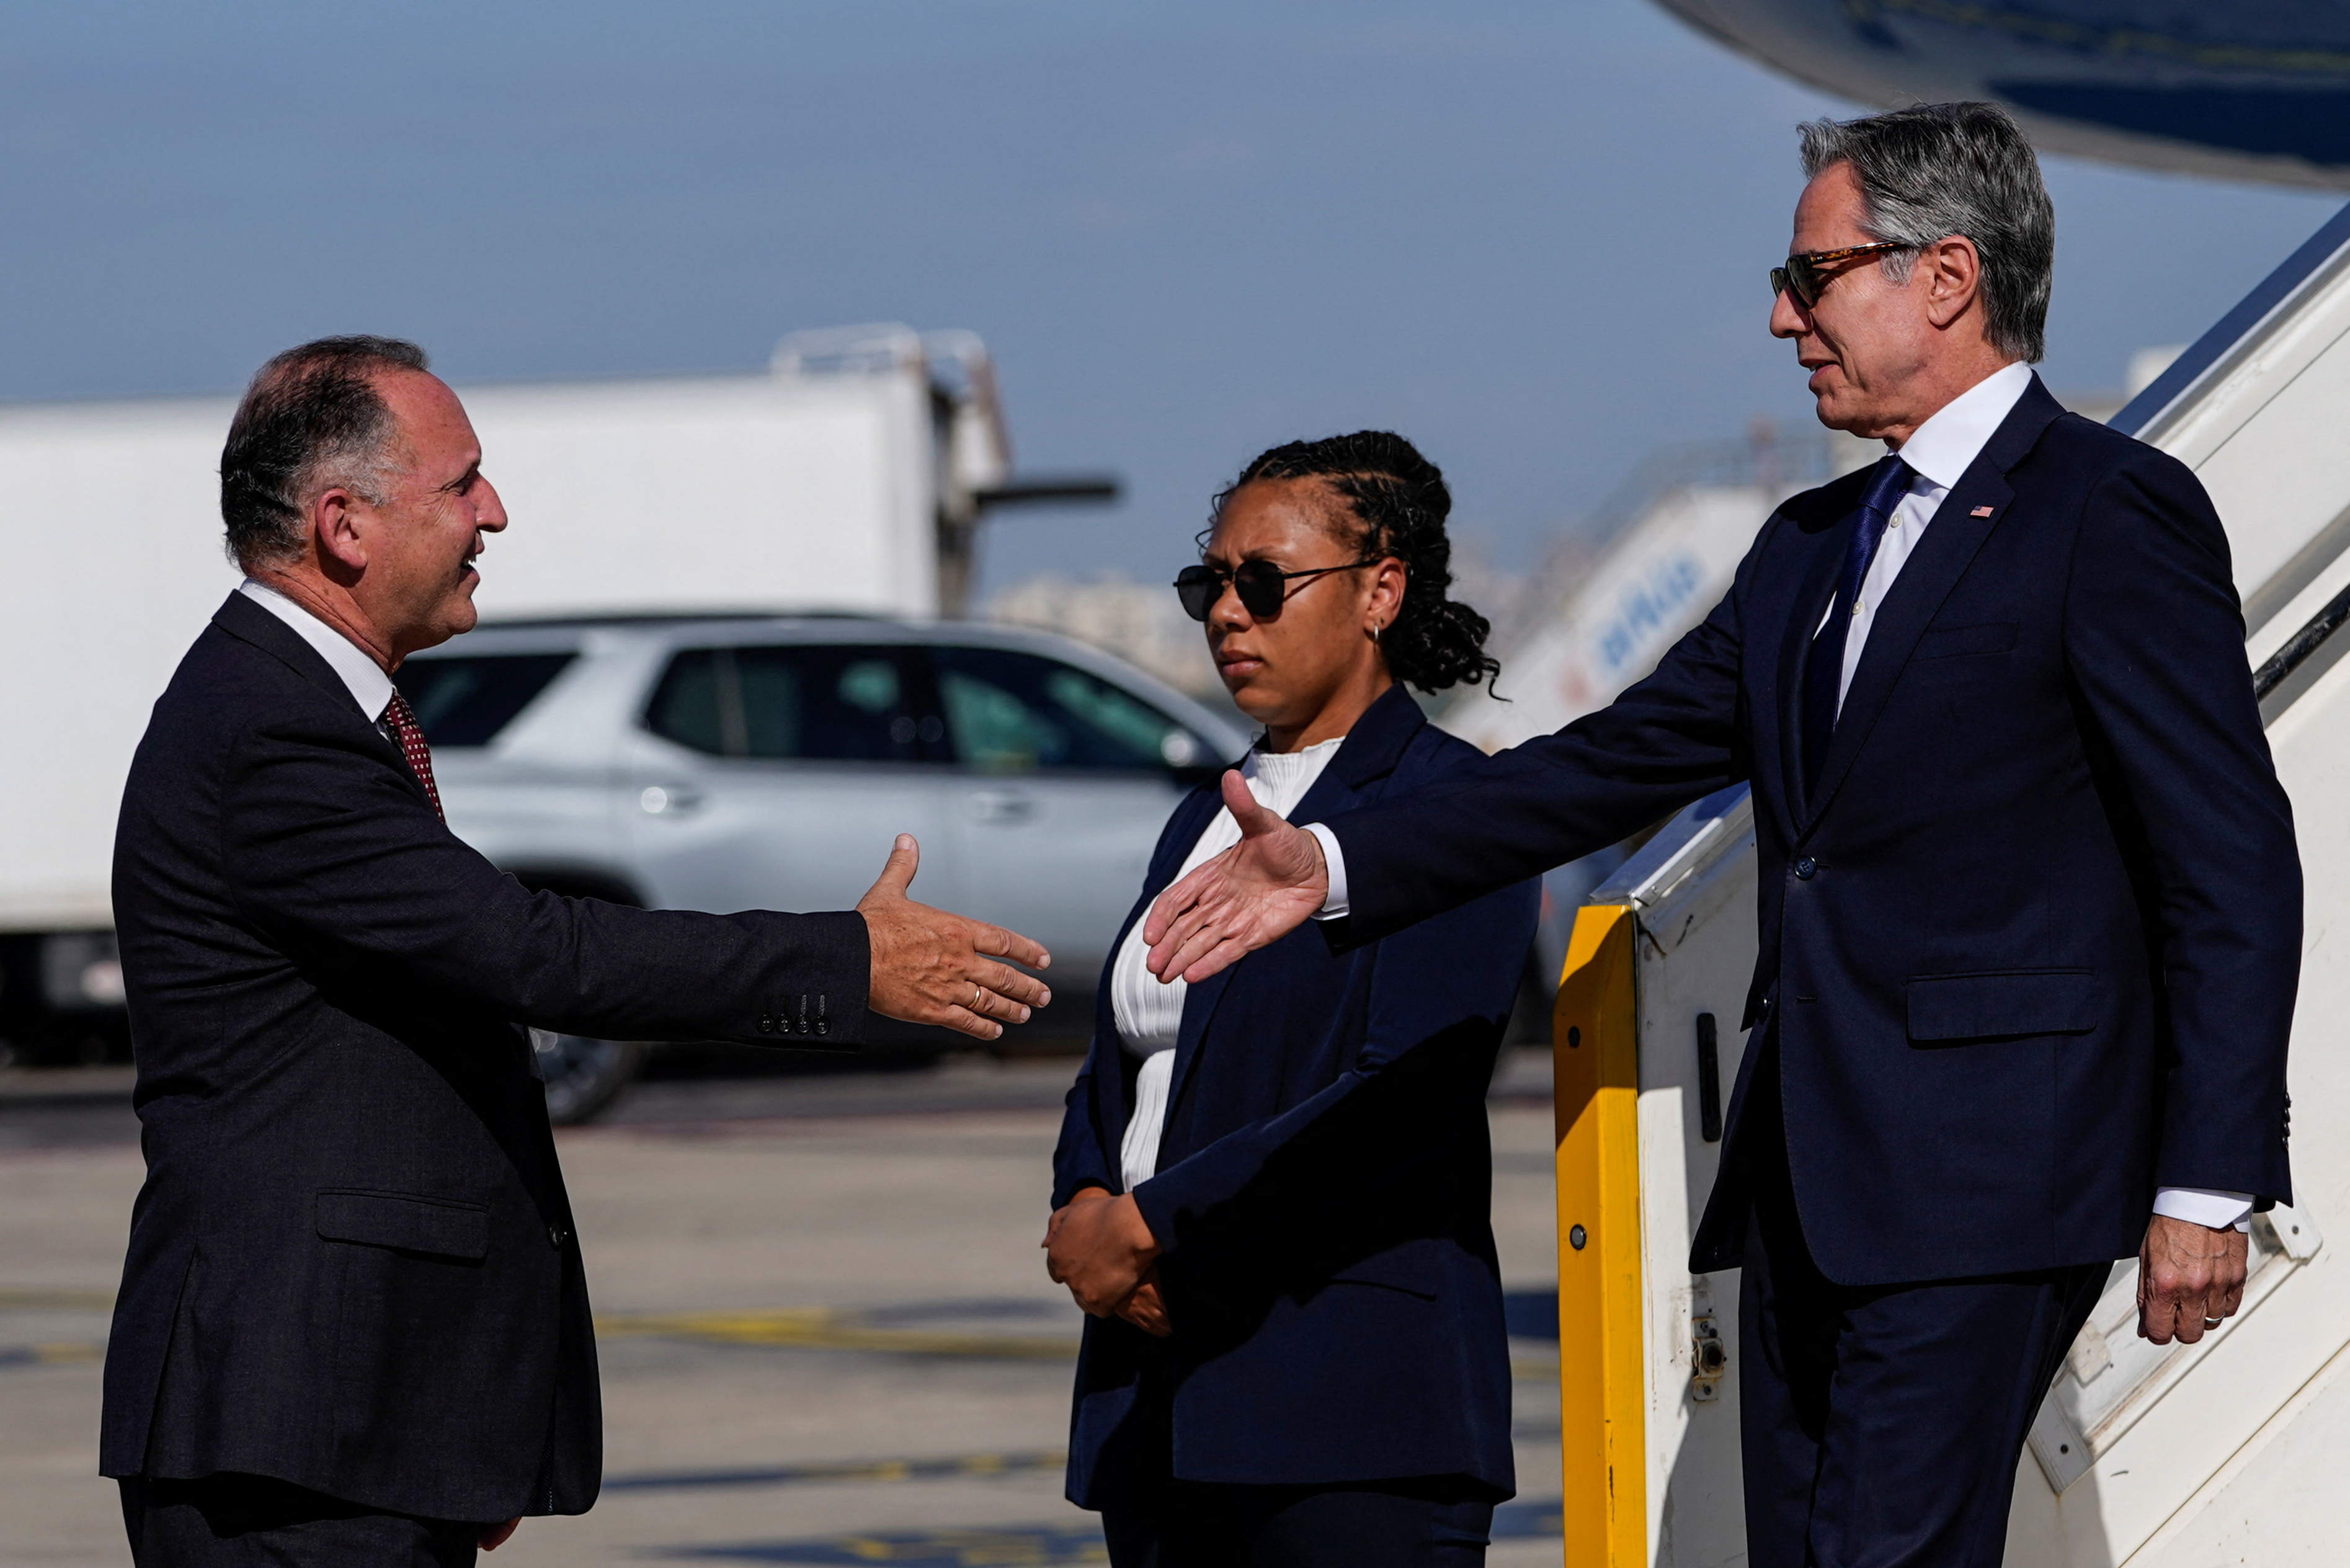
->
xmin=1771 ymin=241 xmax=1912 ymax=308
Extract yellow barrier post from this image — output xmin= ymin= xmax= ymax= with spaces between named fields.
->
xmin=1553 ymin=903 xmax=1645 ymax=1567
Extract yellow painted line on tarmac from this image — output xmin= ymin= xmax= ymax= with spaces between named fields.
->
xmin=6 ymin=1291 xmax=1559 ymax=1376
xmin=598 ymin=1307 xmax=1565 ymax=1375
xmin=816 ymin=1523 xmax=1108 ymax=1564
xmin=602 ymin=1449 xmax=1067 ymax=1492
xmin=594 ymin=1307 xmax=1080 ymax=1360
xmin=0 ymin=1288 xmax=115 ymax=1309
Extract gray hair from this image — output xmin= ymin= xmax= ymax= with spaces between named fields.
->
xmin=1798 ymin=103 xmax=2054 ymax=363
xmin=219 ymin=336 xmax=430 ymax=571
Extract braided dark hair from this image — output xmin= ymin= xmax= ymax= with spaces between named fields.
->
xmin=1209 ymin=430 xmax=1501 ymax=695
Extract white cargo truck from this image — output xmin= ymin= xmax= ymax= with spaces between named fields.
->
xmin=0 ymin=324 xmax=1105 ymax=1061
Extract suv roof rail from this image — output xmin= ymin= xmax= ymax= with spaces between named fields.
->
xmin=770 ymin=323 xmax=923 ymax=378
xmin=473 ymin=608 xmax=892 ymax=630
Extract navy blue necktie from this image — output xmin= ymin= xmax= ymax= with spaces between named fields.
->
xmin=1802 ymin=453 xmax=1912 ymax=795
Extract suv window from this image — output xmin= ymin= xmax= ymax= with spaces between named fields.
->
xmin=645 ymin=645 xmax=947 ymax=763
xmin=646 ymin=649 xmax=730 ymax=754
xmin=396 ymin=653 xmax=577 ymax=747
xmin=932 ymin=645 xmax=1202 ymax=775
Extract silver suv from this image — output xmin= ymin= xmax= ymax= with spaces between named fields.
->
xmin=398 ymin=615 xmax=1250 ymax=1119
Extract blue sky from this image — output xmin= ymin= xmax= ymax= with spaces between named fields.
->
xmin=2 ymin=1 xmax=2339 ymax=597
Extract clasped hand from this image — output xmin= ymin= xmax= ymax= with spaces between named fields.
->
xmin=858 ymin=834 xmax=1051 ymax=1040
xmin=1044 ymin=1187 xmax=1167 ymax=1336
xmin=2136 ymin=1213 xmax=2250 ymax=1345
xmin=1144 ymin=770 xmax=1330 ymax=985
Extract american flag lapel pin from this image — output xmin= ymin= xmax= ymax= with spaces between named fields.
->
xmin=1969 ymin=505 xmax=1995 ymax=518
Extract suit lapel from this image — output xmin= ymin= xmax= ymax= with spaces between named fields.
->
xmin=1799 ymin=378 xmax=2065 ymax=829
xmin=1776 ymin=521 xmax=1848 ymax=827
xmin=213 ymin=590 xmax=373 ymax=716
xmin=210 ymin=592 xmax=422 ymax=806
xmin=1164 ymin=966 xmax=1239 ymax=1135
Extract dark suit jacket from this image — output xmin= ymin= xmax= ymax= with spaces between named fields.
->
xmin=101 ymin=592 xmax=870 ymax=1523
xmin=1325 ymin=378 xmax=2299 ymax=1286
xmin=1053 ymin=685 xmax=1540 ymax=1507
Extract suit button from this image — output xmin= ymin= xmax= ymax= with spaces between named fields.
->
xmin=1794 ymin=858 xmax=1817 ymax=880
xmin=758 ymin=1015 xmax=775 ymax=1034
xmin=548 ymin=1224 xmax=568 ymax=1248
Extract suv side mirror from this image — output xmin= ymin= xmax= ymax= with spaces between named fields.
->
xmin=1160 ymin=729 xmax=1221 ymax=786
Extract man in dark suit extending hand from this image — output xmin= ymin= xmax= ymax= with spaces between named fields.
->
xmin=1139 ymin=105 xmax=2300 ymax=1567
xmin=102 ymin=336 xmax=1053 ymax=1566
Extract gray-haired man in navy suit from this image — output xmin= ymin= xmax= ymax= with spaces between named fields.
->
xmin=1140 ymin=105 xmax=2299 ymax=1568
xmin=104 ymin=337 xmax=1053 ymax=1565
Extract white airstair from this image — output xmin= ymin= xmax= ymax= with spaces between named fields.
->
xmin=1549 ymin=200 xmax=2350 ymax=1567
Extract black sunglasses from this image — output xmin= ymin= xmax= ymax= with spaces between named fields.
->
xmin=1174 ymin=558 xmax=1378 ymax=621
xmin=1770 ymin=241 xmax=1911 ymax=308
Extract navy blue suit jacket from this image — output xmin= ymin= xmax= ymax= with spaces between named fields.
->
xmin=1325 ymin=378 xmax=2299 ymax=1286
xmin=1052 ymin=685 xmax=1540 ymax=1507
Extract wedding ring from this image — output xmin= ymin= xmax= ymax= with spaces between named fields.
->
xmin=972 ymin=985 xmax=984 ymax=1011
xmin=2203 ymin=1317 xmax=2223 ymax=1327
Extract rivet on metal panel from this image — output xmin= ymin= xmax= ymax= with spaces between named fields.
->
xmin=1691 ymin=1314 xmax=1727 ymax=1401
xmin=1569 ymin=1224 xmax=1588 ymax=1250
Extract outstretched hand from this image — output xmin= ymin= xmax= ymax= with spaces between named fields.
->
xmin=858 ymin=834 xmax=1050 ymax=1041
xmin=1143 ymin=770 xmax=1330 ymax=984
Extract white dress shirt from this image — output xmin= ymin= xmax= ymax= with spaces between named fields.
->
xmin=1111 ymin=736 xmax=1343 ymax=1192
xmin=1819 ymin=360 xmax=2033 ymax=709
xmin=239 ymin=578 xmax=396 ymax=724
xmin=1307 ymin=363 xmax=2250 ymax=1232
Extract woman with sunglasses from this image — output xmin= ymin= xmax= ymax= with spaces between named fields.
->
xmin=1045 ymin=431 xmax=1539 ymax=1566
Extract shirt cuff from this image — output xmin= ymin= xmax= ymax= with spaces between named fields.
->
xmin=2153 ymin=1187 xmax=2254 ymax=1233
xmin=1301 ymin=822 xmax=1349 ymax=920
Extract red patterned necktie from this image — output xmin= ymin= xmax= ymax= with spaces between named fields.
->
xmin=383 ymin=692 xmax=445 ymax=824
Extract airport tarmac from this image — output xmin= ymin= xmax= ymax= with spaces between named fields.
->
xmin=0 ymin=1051 xmax=1564 ymax=1567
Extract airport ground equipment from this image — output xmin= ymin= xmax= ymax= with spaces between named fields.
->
xmin=0 ymin=325 xmax=1111 ymax=1061
xmin=1551 ymin=200 xmax=2350 ymax=1566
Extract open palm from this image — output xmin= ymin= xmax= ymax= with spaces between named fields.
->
xmin=1143 ymin=769 xmax=1330 ymax=984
